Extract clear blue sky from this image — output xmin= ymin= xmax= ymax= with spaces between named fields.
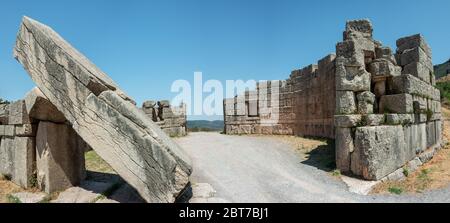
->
xmin=1 ymin=0 xmax=449 ymax=120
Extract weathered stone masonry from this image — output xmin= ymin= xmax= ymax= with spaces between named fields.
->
xmin=142 ymin=100 xmax=187 ymax=137
xmin=224 ymin=19 xmax=442 ymax=181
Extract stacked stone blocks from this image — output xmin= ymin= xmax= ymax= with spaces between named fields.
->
xmin=142 ymin=100 xmax=187 ymax=137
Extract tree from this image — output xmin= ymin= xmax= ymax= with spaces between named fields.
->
xmin=0 ymin=98 xmax=11 ymax=105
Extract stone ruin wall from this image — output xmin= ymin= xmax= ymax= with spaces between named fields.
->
xmin=223 ymin=55 xmax=336 ymax=138
xmin=335 ymin=20 xmax=442 ymax=181
xmin=141 ymin=100 xmax=187 ymax=137
xmin=0 ymin=88 xmax=86 ymax=193
xmin=224 ymin=19 xmax=443 ymax=181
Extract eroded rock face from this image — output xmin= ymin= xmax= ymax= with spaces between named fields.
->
xmin=13 ymin=16 xmax=192 ymax=203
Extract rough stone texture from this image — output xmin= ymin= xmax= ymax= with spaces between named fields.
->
xmin=12 ymin=137 xmax=36 ymax=188
xmin=336 ymin=91 xmax=356 ymax=114
xmin=142 ymin=101 xmax=187 ymax=137
xmin=335 ymin=128 xmax=353 ymax=172
xmin=391 ymin=74 xmax=440 ymax=101
xmin=0 ymin=104 xmax=9 ymax=124
xmin=15 ymin=124 xmax=37 ymax=137
xmin=0 ymin=125 xmax=15 ymax=137
xmin=334 ymin=115 xmax=362 ymax=128
xmin=0 ymin=137 xmax=14 ymax=179
xmin=353 ymin=126 xmax=409 ymax=180
xmin=8 ymin=100 xmax=32 ymax=125
xmin=24 ymin=87 xmax=66 ymax=123
xmin=13 ymin=16 xmax=192 ymax=203
xmin=36 ymin=122 xmax=86 ymax=193
xmin=379 ymin=94 xmax=413 ymax=114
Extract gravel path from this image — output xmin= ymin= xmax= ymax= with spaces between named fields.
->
xmin=176 ymin=132 xmax=450 ymax=203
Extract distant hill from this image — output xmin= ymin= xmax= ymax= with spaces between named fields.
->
xmin=187 ymin=120 xmax=224 ymax=132
xmin=434 ymin=59 xmax=450 ymax=79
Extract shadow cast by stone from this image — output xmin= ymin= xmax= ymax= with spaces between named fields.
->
xmin=301 ymin=139 xmax=336 ymax=172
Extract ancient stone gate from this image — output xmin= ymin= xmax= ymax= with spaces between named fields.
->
xmin=224 ymin=19 xmax=442 ymax=181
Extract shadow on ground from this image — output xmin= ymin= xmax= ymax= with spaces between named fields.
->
xmin=301 ymin=139 xmax=336 ymax=172
xmin=84 ymin=171 xmax=146 ymax=203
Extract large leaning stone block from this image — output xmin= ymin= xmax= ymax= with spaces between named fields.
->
xmin=13 ymin=16 xmax=192 ymax=203
xmin=24 ymin=87 xmax=67 ymax=123
xmin=36 ymin=122 xmax=86 ymax=193
xmin=353 ymin=125 xmax=408 ymax=180
xmin=402 ymin=62 xmax=432 ymax=84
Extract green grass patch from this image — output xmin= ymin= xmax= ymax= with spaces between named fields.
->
xmin=388 ymin=187 xmax=403 ymax=195
xmin=6 ymin=194 xmax=21 ymax=203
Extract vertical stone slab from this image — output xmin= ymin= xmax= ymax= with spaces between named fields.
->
xmin=335 ymin=128 xmax=353 ymax=173
xmin=0 ymin=137 xmax=14 ymax=179
xmin=8 ymin=100 xmax=33 ymax=125
xmin=36 ymin=122 xmax=86 ymax=193
xmin=12 ymin=137 xmax=36 ymax=188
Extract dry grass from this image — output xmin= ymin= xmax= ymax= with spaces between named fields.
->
xmin=371 ymin=106 xmax=450 ymax=195
xmin=85 ymin=151 xmax=115 ymax=174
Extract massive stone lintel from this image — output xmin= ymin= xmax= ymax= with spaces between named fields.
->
xmin=13 ymin=16 xmax=192 ymax=203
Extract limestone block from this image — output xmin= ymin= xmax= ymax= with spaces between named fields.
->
xmin=412 ymin=95 xmax=427 ymax=114
xmin=353 ymin=125 xmax=408 ymax=180
xmin=15 ymin=124 xmax=37 ymax=137
xmin=12 ymin=137 xmax=36 ymax=188
xmin=403 ymin=124 xmax=425 ymax=159
xmin=369 ymin=59 xmax=401 ymax=80
xmin=142 ymin=100 xmax=156 ymax=108
xmin=334 ymin=115 xmax=362 ymax=128
xmin=402 ymin=62 xmax=432 ymax=84
xmin=375 ymin=46 xmax=396 ymax=63
xmin=36 ymin=122 xmax=86 ymax=193
xmin=391 ymin=74 xmax=440 ymax=101
xmin=335 ymin=128 xmax=353 ymax=173
xmin=386 ymin=168 xmax=406 ymax=181
xmin=399 ymin=47 xmax=432 ymax=69
xmin=407 ymin=157 xmax=423 ymax=173
xmin=0 ymin=137 xmax=14 ymax=178
xmin=335 ymin=65 xmax=371 ymax=92
xmin=364 ymin=114 xmax=385 ymax=126
xmin=357 ymin=91 xmax=375 ymax=114
xmin=385 ymin=114 xmax=414 ymax=125
xmin=162 ymin=107 xmax=174 ymax=119
xmin=0 ymin=125 xmax=15 ymax=137
xmin=14 ymin=17 xmax=192 ymax=203
xmin=0 ymin=104 xmax=9 ymax=124
xmin=8 ymin=100 xmax=32 ymax=125
xmin=428 ymin=100 xmax=441 ymax=114
xmin=379 ymin=94 xmax=413 ymax=114
xmin=344 ymin=19 xmax=373 ymax=39
xmin=396 ymin=34 xmax=432 ymax=57
xmin=158 ymin=100 xmax=171 ymax=108
xmin=24 ymin=87 xmax=66 ymax=123
xmin=436 ymin=120 xmax=442 ymax=144
xmin=426 ymin=121 xmax=437 ymax=148
xmin=248 ymin=100 xmax=258 ymax=117
xmin=415 ymin=113 xmax=427 ymax=123
xmin=336 ymin=91 xmax=356 ymax=115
